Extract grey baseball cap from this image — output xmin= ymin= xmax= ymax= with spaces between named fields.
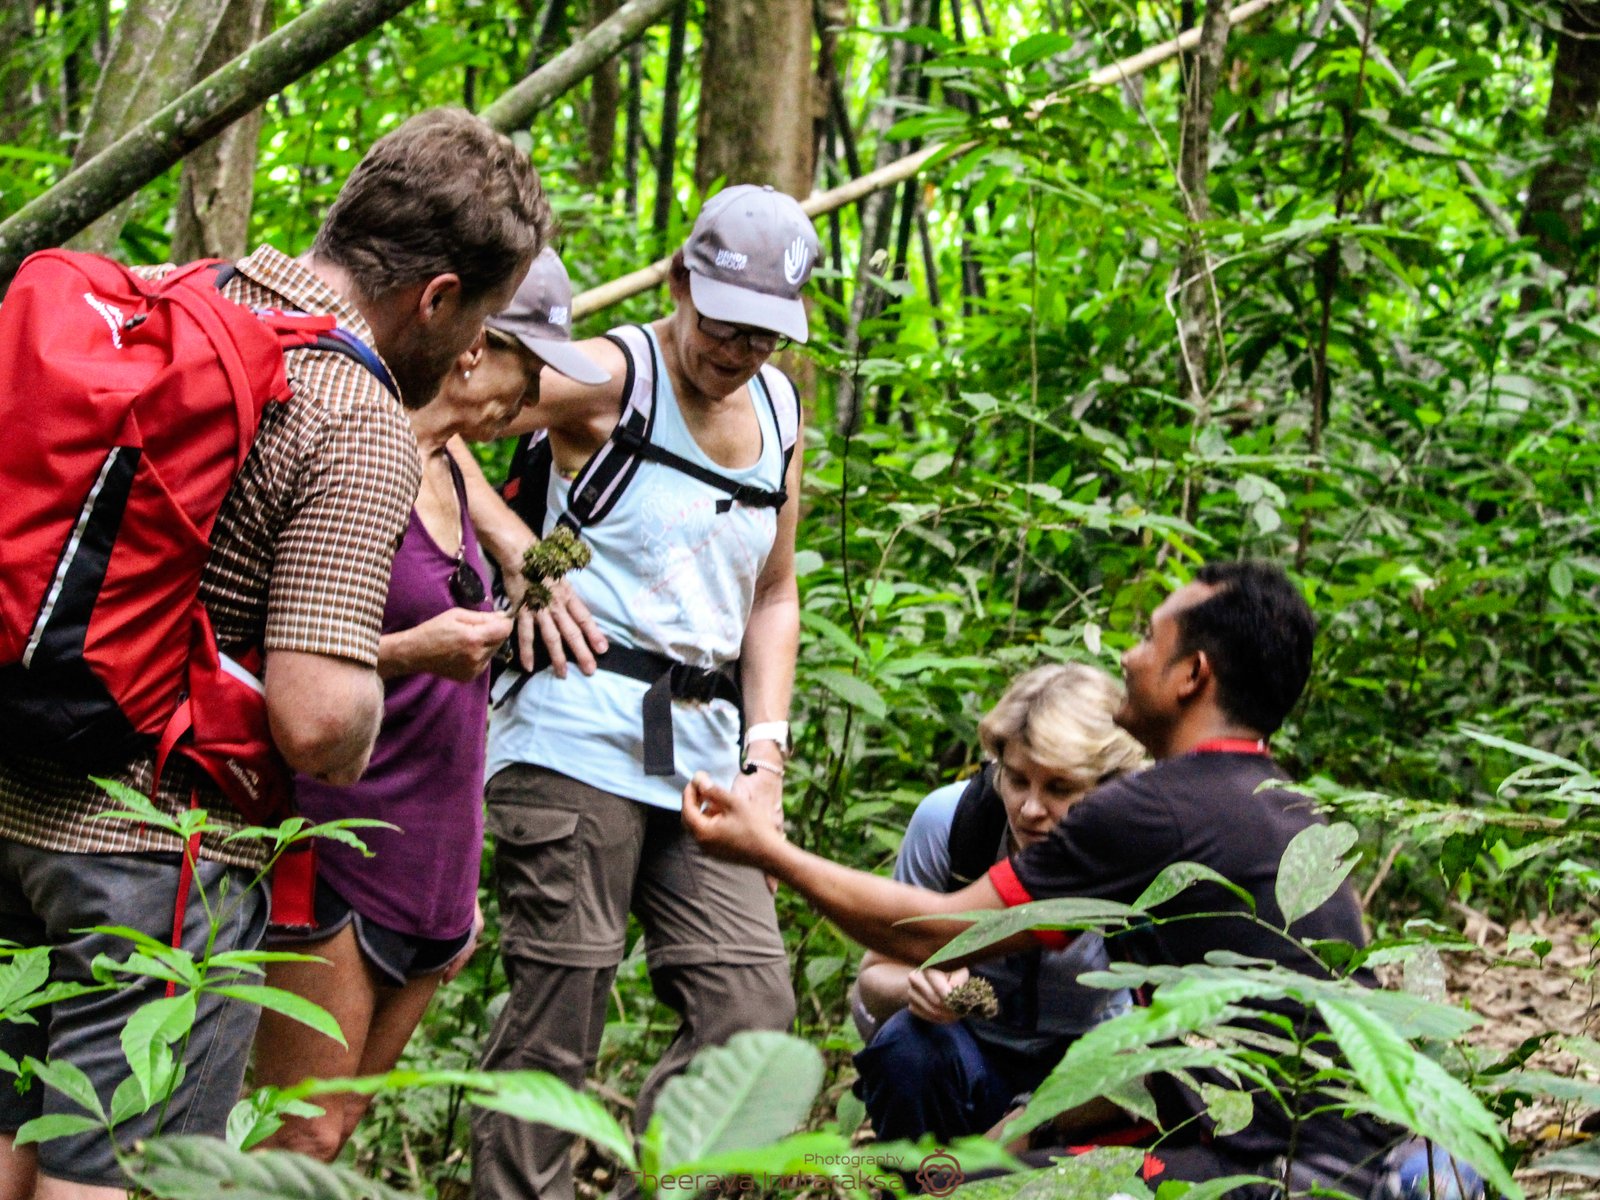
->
xmin=684 ymin=184 xmax=820 ymax=344
xmin=484 ymin=248 xmax=611 ymax=385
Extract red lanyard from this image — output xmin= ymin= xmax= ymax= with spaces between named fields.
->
xmin=1189 ymin=737 xmax=1269 ymax=756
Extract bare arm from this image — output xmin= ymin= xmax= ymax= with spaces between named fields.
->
xmin=265 ymin=650 xmax=384 ymax=786
xmin=683 ymin=773 xmax=1017 ymax=965
xmin=377 ymin=608 xmax=514 ymax=681
xmin=448 ymin=439 xmax=607 ymax=676
xmin=738 ymin=418 xmax=804 ymax=744
xmin=725 ymin=423 xmax=803 ymax=847
xmin=855 ymin=951 xmax=915 ymax=1023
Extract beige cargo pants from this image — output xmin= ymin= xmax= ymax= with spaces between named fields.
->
xmin=471 ymin=764 xmax=795 ymax=1200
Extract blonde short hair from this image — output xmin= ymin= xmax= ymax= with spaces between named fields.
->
xmin=977 ymin=663 xmax=1146 ymax=790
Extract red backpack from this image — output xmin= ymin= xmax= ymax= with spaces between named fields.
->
xmin=0 ymin=250 xmax=397 ymax=828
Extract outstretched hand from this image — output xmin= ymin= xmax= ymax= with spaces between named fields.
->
xmin=682 ymin=772 xmax=787 ymax=869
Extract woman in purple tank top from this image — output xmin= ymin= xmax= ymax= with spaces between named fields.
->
xmin=252 ymin=250 xmax=610 ymax=1162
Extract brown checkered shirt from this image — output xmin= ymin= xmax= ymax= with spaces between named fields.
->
xmin=0 ymin=247 xmax=421 ymax=868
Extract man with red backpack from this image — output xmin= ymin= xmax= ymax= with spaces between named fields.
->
xmin=0 ymin=108 xmax=548 ymax=1197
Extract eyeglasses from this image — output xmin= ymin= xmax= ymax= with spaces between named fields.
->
xmin=696 ymin=314 xmax=789 ymax=355
xmin=450 ymin=553 xmax=487 ymax=608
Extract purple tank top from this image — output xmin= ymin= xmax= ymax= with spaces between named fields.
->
xmin=294 ymin=460 xmax=491 ymax=939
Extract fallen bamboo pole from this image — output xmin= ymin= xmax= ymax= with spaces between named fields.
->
xmin=573 ymin=0 xmax=1284 ymax=319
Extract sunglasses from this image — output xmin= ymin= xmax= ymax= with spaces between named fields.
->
xmin=696 ymin=314 xmax=789 ymax=355
xmin=450 ymin=553 xmax=486 ymax=608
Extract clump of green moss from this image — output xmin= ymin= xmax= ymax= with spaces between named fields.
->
xmin=518 ymin=526 xmax=593 ymax=614
xmin=944 ymin=976 xmax=1000 ymax=1019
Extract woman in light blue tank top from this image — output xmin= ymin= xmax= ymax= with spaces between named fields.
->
xmin=460 ymin=186 xmax=822 ymax=1200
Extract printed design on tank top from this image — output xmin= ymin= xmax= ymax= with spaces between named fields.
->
xmin=627 ymin=468 xmax=777 ymax=665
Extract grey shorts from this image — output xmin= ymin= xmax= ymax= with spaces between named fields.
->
xmin=0 ymin=840 xmax=266 ymax=1187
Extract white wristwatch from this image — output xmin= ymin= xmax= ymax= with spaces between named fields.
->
xmin=743 ymin=721 xmax=791 ymax=758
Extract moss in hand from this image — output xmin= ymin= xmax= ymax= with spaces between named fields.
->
xmin=517 ymin=526 xmax=593 ymax=615
xmin=943 ymin=976 xmax=1000 ymax=1020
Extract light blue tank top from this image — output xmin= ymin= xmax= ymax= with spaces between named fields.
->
xmin=486 ymin=325 xmax=784 ymax=809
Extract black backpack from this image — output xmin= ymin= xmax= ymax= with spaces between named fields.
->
xmin=946 ymin=763 xmax=1010 ymax=887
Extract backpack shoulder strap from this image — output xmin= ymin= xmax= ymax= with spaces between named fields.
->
xmin=203 ymin=261 xmax=400 ymax=399
xmin=501 ymin=324 xmax=647 ymax=534
xmin=946 ymin=763 xmax=1010 ymax=887
xmin=561 ymin=324 xmax=652 ymax=529
xmin=755 ymin=362 xmax=800 ymax=494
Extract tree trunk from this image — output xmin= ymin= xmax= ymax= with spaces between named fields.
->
xmin=1175 ymin=0 xmax=1229 ymax=416
xmin=1521 ymin=1 xmax=1600 ymax=271
xmin=694 ymin=0 xmax=816 ymax=196
xmin=652 ymin=0 xmax=689 ymax=234
xmin=0 ymin=0 xmax=426 ymax=286
xmin=837 ymin=0 xmax=929 ymax=432
xmin=581 ymin=0 xmax=622 ymax=185
xmin=70 ymin=0 xmax=233 ymax=254
xmin=172 ymin=0 xmax=274 ymax=262
xmin=0 ymin=4 xmax=34 ymax=145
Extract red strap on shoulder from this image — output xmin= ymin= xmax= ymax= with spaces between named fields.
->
xmin=987 ymin=860 xmax=1072 ymax=950
xmin=989 ymin=858 xmax=1033 ymax=907
xmin=1189 ymin=737 xmax=1269 ymax=755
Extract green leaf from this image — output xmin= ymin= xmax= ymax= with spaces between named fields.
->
xmin=1439 ymin=831 xmax=1483 ymax=888
xmin=1198 ymin=1082 xmax=1252 ymax=1137
xmin=920 ymin=898 xmax=1134 ymax=967
xmin=465 ymin=1071 xmax=636 ymax=1167
xmin=835 ymin=1089 xmax=866 ymax=1136
xmin=110 ymin=1073 xmax=154 ymax=1126
xmin=1009 ymin=32 xmax=1077 ymax=68
xmin=812 ymin=669 xmax=887 ymax=720
xmin=1549 ymin=559 xmax=1575 ymax=598
xmin=1316 ymin=998 xmax=1520 ymax=1199
xmin=12 ymin=1113 xmax=105 ymax=1146
xmin=1274 ymin=822 xmax=1360 ymax=928
xmin=912 ymin=451 xmax=953 ymax=480
xmin=121 ymin=993 xmax=195 ymax=1105
xmin=208 ymin=985 xmax=346 ymax=1047
xmin=952 ymin=1148 xmax=1152 ymax=1199
xmin=26 ymin=1057 xmax=106 ymax=1120
xmin=651 ymin=1031 xmax=824 ymax=1170
xmin=0 ymin=948 xmax=51 ymax=1017
xmin=125 ymin=1134 xmax=414 ymax=1200
xmin=1528 ymin=1140 xmax=1600 ymax=1178
xmin=1154 ymin=1177 xmax=1273 ymax=1200
xmin=1132 ymin=861 xmax=1256 ymax=913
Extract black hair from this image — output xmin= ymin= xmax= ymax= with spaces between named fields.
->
xmin=1173 ymin=561 xmax=1316 ymax=735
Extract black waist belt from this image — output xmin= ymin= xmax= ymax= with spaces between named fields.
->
xmin=508 ymin=642 xmax=742 ymax=777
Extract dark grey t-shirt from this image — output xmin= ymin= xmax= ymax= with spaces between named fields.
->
xmin=892 ymin=780 xmax=1129 ymax=1058
xmin=1000 ymin=751 xmax=1394 ymax=1168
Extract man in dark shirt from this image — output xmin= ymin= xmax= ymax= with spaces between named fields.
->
xmin=685 ymin=561 xmax=1395 ymax=1192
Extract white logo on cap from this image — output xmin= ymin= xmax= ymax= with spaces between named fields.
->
xmin=548 ymin=304 xmax=569 ymax=327
xmin=783 ymin=236 xmax=810 ymax=286
xmin=714 ymin=249 xmax=748 ymax=271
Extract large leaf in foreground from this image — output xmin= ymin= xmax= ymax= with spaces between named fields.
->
xmin=275 ymin=1068 xmax=634 ymax=1166
xmin=652 ymin=1031 xmax=823 ymax=1170
xmin=126 ymin=1135 xmax=413 ymax=1200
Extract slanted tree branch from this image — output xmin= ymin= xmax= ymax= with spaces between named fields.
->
xmin=0 ymin=0 xmax=423 ymax=287
xmin=479 ymin=0 xmax=680 ymax=133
